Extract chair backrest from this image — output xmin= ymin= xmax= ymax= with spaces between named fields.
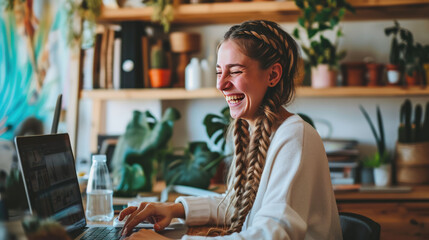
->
xmin=339 ymin=212 xmax=380 ymax=240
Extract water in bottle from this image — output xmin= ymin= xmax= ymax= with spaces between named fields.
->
xmin=86 ymin=155 xmax=114 ymax=222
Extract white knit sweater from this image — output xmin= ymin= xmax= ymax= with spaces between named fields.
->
xmin=175 ymin=115 xmax=342 ymax=240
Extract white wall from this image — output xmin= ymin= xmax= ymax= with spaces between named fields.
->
xmin=76 ymin=19 xmax=429 ymax=163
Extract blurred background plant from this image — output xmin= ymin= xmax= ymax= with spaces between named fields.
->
xmin=111 ymin=108 xmax=180 ymax=197
xmin=398 ymin=99 xmax=429 ymax=143
xmin=359 ymin=105 xmax=390 ymax=167
xmin=293 ymin=0 xmax=355 ymax=70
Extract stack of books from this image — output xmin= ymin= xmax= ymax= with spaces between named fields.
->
xmin=323 ymin=139 xmax=359 ymax=187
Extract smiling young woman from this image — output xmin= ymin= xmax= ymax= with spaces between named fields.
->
xmin=119 ymin=20 xmax=342 ymax=240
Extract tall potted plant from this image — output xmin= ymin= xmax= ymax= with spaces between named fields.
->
xmin=293 ymin=0 xmax=354 ymax=88
xmin=360 ymin=105 xmax=391 ymax=186
xmin=384 ymin=20 xmax=421 ymax=86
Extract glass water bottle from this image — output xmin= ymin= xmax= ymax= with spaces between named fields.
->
xmin=85 ymin=155 xmax=114 ymax=222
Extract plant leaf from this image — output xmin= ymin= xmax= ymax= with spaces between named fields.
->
xmin=376 ymin=106 xmax=385 ymax=156
xmin=359 ymin=105 xmax=381 ymax=154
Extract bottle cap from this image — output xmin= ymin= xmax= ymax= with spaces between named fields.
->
xmin=92 ymin=154 xmax=107 ymax=162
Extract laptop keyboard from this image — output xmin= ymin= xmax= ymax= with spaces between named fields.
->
xmin=79 ymin=227 xmax=122 ymax=240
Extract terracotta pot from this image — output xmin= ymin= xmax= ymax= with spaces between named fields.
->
xmin=169 ymin=32 xmax=201 ymax=53
xmin=311 ymin=64 xmax=337 ymax=88
xmin=366 ymin=63 xmax=383 ymax=86
xmin=405 ymin=70 xmax=420 ymax=86
xmin=343 ymin=62 xmax=366 ymax=86
xmin=396 ymin=141 xmax=429 ymax=184
xmin=385 ymin=64 xmax=401 ymax=85
xmin=149 ymin=69 xmax=171 ymax=88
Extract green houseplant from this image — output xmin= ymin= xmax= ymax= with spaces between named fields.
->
xmin=293 ymin=0 xmax=354 ymax=88
xmin=359 ymin=105 xmax=391 ymax=186
xmin=111 ymin=108 xmax=180 ymax=196
xmin=162 ymin=107 xmax=231 ymax=189
xmin=147 ymin=0 xmax=175 ymax=33
xmin=163 ymin=142 xmax=223 ymax=189
xmin=384 ymin=20 xmax=422 ymax=86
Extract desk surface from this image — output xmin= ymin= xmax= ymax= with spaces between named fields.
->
xmin=104 ymin=182 xmax=429 ymax=239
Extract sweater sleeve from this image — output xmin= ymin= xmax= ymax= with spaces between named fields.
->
xmin=175 ymin=194 xmax=232 ymax=226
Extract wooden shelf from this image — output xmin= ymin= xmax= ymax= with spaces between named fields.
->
xmin=98 ymin=0 xmax=429 ymax=24
xmin=81 ymin=86 xmax=429 ymax=100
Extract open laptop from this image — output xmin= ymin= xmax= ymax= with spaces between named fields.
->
xmin=14 ymin=133 xmax=138 ymax=239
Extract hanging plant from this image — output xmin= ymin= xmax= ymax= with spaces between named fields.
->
xmin=147 ymin=0 xmax=174 ymax=32
xmin=65 ymin=0 xmax=102 ymax=47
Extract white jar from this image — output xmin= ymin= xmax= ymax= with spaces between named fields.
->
xmin=185 ymin=58 xmax=202 ymax=90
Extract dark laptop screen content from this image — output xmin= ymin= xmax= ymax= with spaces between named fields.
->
xmin=16 ymin=134 xmax=86 ymax=232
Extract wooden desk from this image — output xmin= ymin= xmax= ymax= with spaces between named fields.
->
xmin=112 ymin=183 xmax=429 ymax=239
xmin=336 ymin=185 xmax=429 ymax=240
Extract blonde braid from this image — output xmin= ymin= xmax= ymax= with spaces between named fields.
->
xmin=239 ymin=30 xmax=284 ymax=55
xmin=227 ymin=119 xmax=250 ymax=233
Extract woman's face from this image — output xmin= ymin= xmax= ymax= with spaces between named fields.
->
xmin=216 ymin=40 xmax=271 ymax=123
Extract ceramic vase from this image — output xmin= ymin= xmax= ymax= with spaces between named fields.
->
xmin=311 ymin=64 xmax=337 ymax=88
xmin=385 ymin=64 xmax=401 ymax=85
xmin=343 ymin=62 xmax=366 ymax=86
xmin=374 ymin=164 xmax=392 ymax=186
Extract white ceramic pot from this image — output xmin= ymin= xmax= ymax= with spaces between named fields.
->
xmin=311 ymin=64 xmax=337 ymax=88
xmin=373 ymin=164 xmax=392 ymax=186
xmin=387 ymin=69 xmax=401 ymax=85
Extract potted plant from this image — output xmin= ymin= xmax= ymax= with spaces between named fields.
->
xmin=293 ymin=0 xmax=354 ymax=88
xmin=111 ymin=108 xmax=180 ymax=196
xmin=359 ymin=105 xmax=391 ymax=186
xmin=149 ymin=40 xmax=172 ymax=88
xmin=396 ymin=99 xmax=429 ymax=184
xmin=203 ymin=107 xmax=233 ymax=184
xmin=400 ymin=27 xmax=422 ymax=86
xmin=163 ymin=141 xmax=224 ymax=189
xmin=384 ymin=21 xmax=403 ymax=85
xmin=420 ymin=44 xmax=429 ymax=86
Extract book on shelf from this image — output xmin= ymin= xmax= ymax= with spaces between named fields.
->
xmin=120 ymin=21 xmax=143 ymax=89
xmin=81 ymin=23 xmax=154 ymax=90
xmin=112 ymin=37 xmax=122 ymax=90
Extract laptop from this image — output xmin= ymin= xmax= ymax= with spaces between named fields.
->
xmin=14 ymin=133 xmax=137 ymax=239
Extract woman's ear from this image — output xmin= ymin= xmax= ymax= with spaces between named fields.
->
xmin=268 ymin=63 xmax=283 ymax=87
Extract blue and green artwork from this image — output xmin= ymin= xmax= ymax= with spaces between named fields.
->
xmin=0 ymin=0 xmax=70 ymax=140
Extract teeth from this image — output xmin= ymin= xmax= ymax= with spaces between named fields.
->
xmin=225 ymin=95 xmax=244 ymax=104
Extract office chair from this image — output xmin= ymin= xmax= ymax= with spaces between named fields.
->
xmin=339 ymin=212 xmax=381 ymax=240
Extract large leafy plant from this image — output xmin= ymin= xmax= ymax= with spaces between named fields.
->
xmin=203 ymin=106 xmax=231 ymax=153
xmin=359 ymin=105 xmax=390 ymax=167
xmin=162 ymin=107 xmax=232 ymax=189
xmin=163 ymin=142 xmax=223 ymax=189
xmin=293 ymin=0 xmax=354 ymax=69
xmin=111 ymin=108 xmax=180 ymax=196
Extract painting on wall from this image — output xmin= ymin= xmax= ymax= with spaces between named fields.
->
xmin=0 ymin=0 xmax=70 ymax=141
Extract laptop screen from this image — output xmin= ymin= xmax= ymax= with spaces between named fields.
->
xmin=15 ymin=133 xmax=86 ymax=232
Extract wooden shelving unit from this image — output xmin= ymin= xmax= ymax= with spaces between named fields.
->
xmin=98 ymin=0 xmax=429 ymax=24
xmin=83 ymin=0 xmax=429 ymax=153
xmin=82 ymin=86 xmax=429 ymax=100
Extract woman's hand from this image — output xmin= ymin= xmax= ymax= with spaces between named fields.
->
xmin=119 ymin=202 xmax=185 ymax=236
xmin=124 ymin=229 xmax=171 ymax=240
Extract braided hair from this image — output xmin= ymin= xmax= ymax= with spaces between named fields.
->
xmin=210 ymin=20 xmax=301 ymax=236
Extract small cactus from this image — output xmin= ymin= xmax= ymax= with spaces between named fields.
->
xmin=150 ymin=42 xmax=168 ymax=69
xmin=398 ymin=99 xmax=429 ymax=143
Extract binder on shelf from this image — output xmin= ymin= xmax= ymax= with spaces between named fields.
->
xmin=120 ymin=21 xmax=143 ymax=89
